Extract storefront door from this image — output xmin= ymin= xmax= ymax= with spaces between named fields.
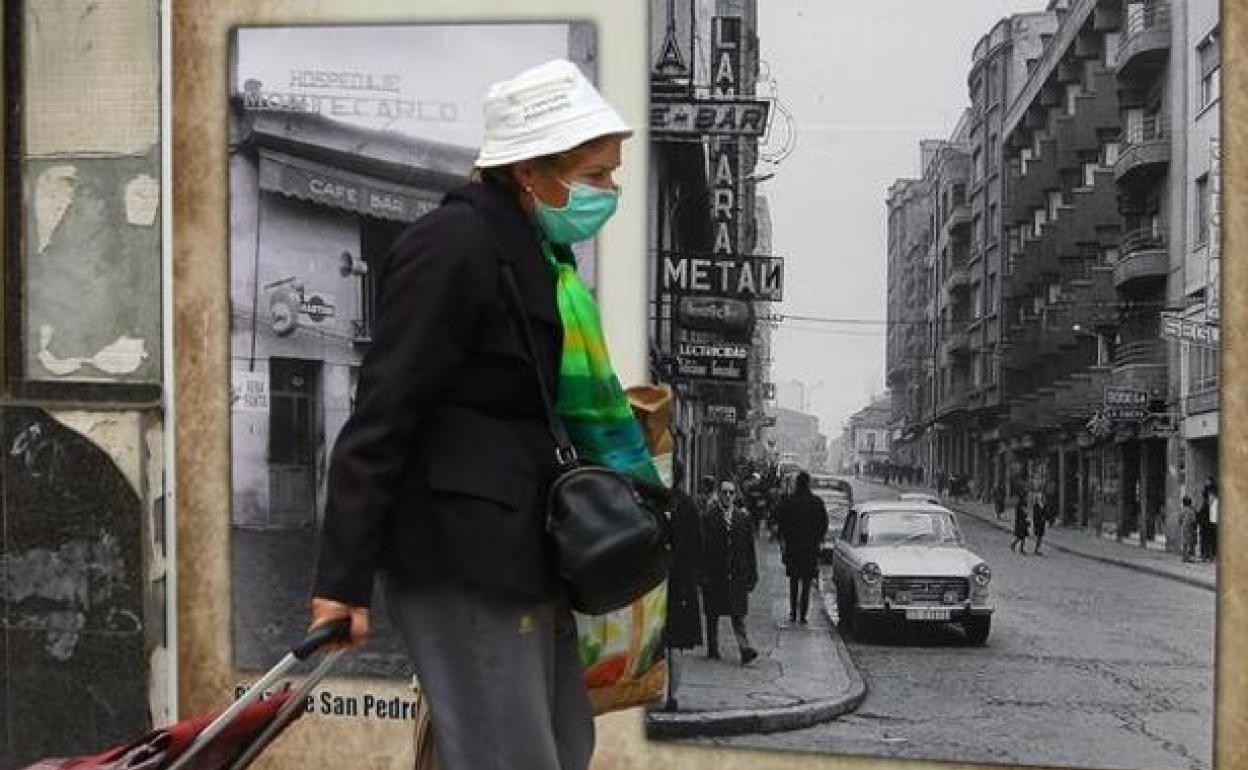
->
xmin=268 ymin=358 xmax=321 ymax=528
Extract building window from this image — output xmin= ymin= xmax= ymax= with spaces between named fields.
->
xmin=1198 ymin=30 xmax=1221 ymax=110
xmin=1047 ymin=190 xmax=1064 ymax=220
xmin=1033 ymin=207 xmax=1046 ymax=237
xmin=1189 ymin=342 xmax=1219 ymax=393
xmin=1101 ymin=141 xmax=1120 ymax=167
xmin=987 ymin=203 xmax=998 ymax=240
xmin=1083 ymin=161 xmax=1099 ymax=188
xmin=1066 ymin=84 xmax=1081 ymax=116
xmin=1104 ymin=32 xmax=1120 ymax=68
xmin=1194 ymin=174 xmax=1210 ymax=246
xmin=987 ymin=134 xmax=998 ymax=171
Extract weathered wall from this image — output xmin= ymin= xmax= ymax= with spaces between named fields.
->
xmin=1 ymin=409 xmax=165 ymax=768
xmin=20 ymin=0 xmax=162 ymax=386
xmin=1 ymin=1 xmax=167 ymax=767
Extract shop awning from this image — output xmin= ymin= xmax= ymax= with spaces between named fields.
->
xmin=259 ymin=149 xmax=443 ymax=223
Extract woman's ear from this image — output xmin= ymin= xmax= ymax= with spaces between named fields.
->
xmin=511 ymin=160 xmax=540 ymax=194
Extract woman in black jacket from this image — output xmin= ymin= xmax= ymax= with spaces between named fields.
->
xmin=308 ymin=59 xmax=632 ymax=770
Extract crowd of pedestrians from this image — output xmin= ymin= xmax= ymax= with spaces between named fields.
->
xmin=661 ymin=462 xmax=829 ymax=710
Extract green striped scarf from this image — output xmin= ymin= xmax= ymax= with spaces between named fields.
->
xmin=541 ymin=241 xmax=661 ymax=485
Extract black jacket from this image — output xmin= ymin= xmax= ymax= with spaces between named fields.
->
xmin=664 ymin=488 xmax=705 ymax=649
xmin=776 ymin=490 xmax=828 ymax=579
xmin=701 ymin=501 xmax=757 ymax=618
xmin=313 ymin=179 xmax=565 ymax=608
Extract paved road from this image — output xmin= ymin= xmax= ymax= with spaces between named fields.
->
xmin=695 ymin=477 xmax=1215 ymax=770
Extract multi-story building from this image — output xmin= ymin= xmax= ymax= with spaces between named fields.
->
xmin=649 ymin=0 xmax=770 ymax=485
xmin=845 ymin=397 xmax=893 ymax=475
xmin=764 ymin=405 xmax=823 ymax=472
xmin=1172 ymin=0 xmax=1220 ymax=510
xmin=999 ymin=0 xmax=1129 ymax=535
xmin=885 ymin=171 xmax=934 ymax=478
xmin=994 ymin=0 xmax=1219 ymax=550
xmin=888 ymin=14 xmax=1058 ymax=494
xmin=964 ymin=13 xmax=1059 ymax=493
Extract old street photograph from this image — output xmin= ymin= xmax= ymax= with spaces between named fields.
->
xmin=226 ymin=23 xmax=598 ymax=678
xmin=643 ymin=1 xmax=1218 ymax=770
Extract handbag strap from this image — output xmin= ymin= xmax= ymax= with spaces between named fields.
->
xmin=498 ymin=260 xmax=579 ymax=469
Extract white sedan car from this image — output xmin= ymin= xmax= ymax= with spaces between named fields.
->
xmin=830 ymin=500 xmax=993 ymax=644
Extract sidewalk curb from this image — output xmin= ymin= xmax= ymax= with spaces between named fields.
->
xmin=644 ymin=585 xmax=868 ymax=739
xmin=948 ymin=501 xmax=1217 ymax=593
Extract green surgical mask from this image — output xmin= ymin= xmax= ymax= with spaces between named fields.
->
xmin=531 ymin=178 xmax=620 ymax=244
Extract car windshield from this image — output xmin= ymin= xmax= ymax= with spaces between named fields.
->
xmin=860 ymin=510 xmax=962 ymax=546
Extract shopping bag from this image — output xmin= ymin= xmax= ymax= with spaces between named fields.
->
xmin=577 ymin=384 xmax=673 ymax=715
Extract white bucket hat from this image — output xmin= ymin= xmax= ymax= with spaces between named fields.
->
xmin=474 ymin=59 xmax=632 ymax=168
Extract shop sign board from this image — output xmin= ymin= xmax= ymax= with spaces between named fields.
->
xmin=661 ymin=254 xmax=784 ymax=301
xmin=675 ymin=340 xmax=749 ymax=382
xmin=677 ymin=296 xmax=753 ymax=333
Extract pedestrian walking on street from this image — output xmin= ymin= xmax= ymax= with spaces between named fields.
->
xmin=701 ymin=480 xmax=760 ymax=666
xmin=308 ymin=59 xmax=637 ymax=770
xmin=1031 ymin=489 xmax=1048 ymax=555
xmin=776 ymin=471 xmax=829 ymax=625
xmin=993 ymin=483 xmax=1006 ymax=520
xmin=1010 ymin=492 xmax=1030 ymax=554
xmin=1198 ymin=477 xmax=1218 ymax=561
xmin=1180 ymin=495 xmax=1199 ymax=563
xmin=662 ymin=459 xmax=705 ymax=712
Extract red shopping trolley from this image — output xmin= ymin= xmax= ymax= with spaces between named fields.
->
xmin=20 ymin=619 xmax=351 ymax=770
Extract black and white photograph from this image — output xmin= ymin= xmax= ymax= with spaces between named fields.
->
xmin=226 ymin=21 xmax=599 ymax=678
xmin=644 ymin=1 xmax=1220 ymax=769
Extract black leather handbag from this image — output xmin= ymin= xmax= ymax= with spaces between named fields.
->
xmin=500 ymin=263 xmax=672 ymax=615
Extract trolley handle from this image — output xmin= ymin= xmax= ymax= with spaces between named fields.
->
xmin=293 ymin=617 xmax=351 ymax=660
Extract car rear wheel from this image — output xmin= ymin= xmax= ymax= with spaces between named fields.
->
xmin=963 ymin=616 xmax=990 ymax=645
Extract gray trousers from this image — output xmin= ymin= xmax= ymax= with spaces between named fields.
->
xmin=384 ymin=579 xmax=594 ymax=770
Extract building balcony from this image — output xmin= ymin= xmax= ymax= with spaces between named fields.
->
xmin=941 ymin=325 xmax=972 ymax=358
xmin=941 ymin=264 xmax=971 ymax=299
xmin=1111 ymin=339 xmax=1168 ymax=400
xmin=1114 ymin=227 xmax=1169 ymax=291
xmin=1116 ymin=2 xmax=1172 ymax=79
xmin=936 ymin=391 xmax=969 ymax=419
xmin=944 ymin=203 xmax=972 ymax=234
xmin=1052 ymin=67 xmax=1121 ymax=167
xmin=1115 ymin=115 xmax=1171 ymax=183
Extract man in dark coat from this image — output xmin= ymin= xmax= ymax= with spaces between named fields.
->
xmin=701 ymin=479 xmax=759 ymax=665
xmin=662 ymin=460 xmax=704 ymax=711
xmin=776 ymin=471 xmax=829 ymax=625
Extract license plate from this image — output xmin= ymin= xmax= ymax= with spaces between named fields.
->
xmin=905 ymin=608 xmax=951 ymax=621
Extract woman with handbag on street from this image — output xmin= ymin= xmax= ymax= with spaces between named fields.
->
xmin=307 ymin=59 xmax=646 ymax=770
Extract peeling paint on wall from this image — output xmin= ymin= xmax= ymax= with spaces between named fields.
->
xmin=144 ymin=422 xmax=167 ymax=581
xmin=3 ymin=408 xmax=150 ymax=766
xmin=48 ymin=410 xmax=144 ymax=495
xmin=24 ymin=154 xmax=162 ymax=384
xmin=125 ymin=173 xmax=160 ymax=226
xmin=35 ymin=165 xmax=79 ymax=253
xmin=38 ymin=326 xmax=151 ymax=377
xmin=1 ymin=534 xmax=133 ymax=661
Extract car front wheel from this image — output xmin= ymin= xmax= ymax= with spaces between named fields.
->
xmin=963 ymin=616 xmax=990 ymax=645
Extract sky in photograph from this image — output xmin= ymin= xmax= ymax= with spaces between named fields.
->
xmin=758 ymin=0 xmax=1045 ymax=439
